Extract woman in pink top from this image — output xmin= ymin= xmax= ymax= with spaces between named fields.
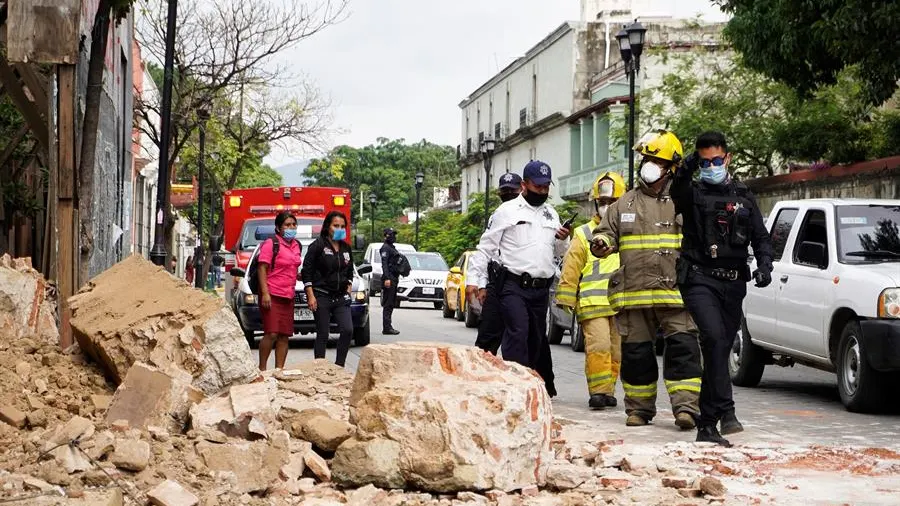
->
xmin=257 ymin=212 xmax=302 ymax=370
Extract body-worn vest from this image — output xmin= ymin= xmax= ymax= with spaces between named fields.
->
xmin=573 ymin=223 xmax=620 ymax=321
xmin=696 ymin=182 xmax=754 ymax=261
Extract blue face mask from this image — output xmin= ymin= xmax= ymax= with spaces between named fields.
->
xmin=332 ymin=228 xmax=347 ymax=241
xmin=700 ymin=166 xmax=728 ymax=185
xmin=282 ymin=229 xmax=297 ymax=241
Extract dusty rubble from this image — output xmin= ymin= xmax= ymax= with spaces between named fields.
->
xmin=2 ymin=255 xmax=900 ymax=505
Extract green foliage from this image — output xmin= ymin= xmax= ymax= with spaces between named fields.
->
xmin=716 ymin=0 xmax=900 ymax=105
xmin=1 ymin=181 xmax=42 ymax=218
xmin=304 ymin=138 xmax=458 ymax=225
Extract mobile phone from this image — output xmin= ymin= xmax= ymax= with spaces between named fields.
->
xmin=562 ymin=212 xmax=578 ymax=229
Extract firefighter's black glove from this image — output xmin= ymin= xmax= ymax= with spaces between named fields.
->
xmin=752 ymin=266 xmax=772 ymax=288
xmin=684 ymin=151 xmax=701 ymax=174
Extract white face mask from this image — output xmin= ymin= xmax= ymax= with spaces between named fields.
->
xmin=640 ymin=161 xmax=664 ymax=184
xmin=597 ymin=204 xmax=609 ymax=218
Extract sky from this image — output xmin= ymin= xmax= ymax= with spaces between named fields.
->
xmin=264 ymin=0 xmax=728 ymax=167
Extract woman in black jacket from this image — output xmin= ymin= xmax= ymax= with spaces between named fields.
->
xmin=301 ymin=211 xmax=356 ymax=366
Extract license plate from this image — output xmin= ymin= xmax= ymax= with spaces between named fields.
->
xmin=295 ymin=308 xmax=314 ymax=321
xmin=422 ymin=287 xmax=435 ymax=295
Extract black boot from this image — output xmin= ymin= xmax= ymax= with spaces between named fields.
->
xmin=603 ymin=394 xmax=618 ymax=407
xmin=720 ymin=411 xmax=744 ymax=435
xmin=382 ymin=328 xmax=400 ymax=335
xmin=696 ymin=425 xmax=732 ymax=447
xmin=588 ymin=394 xmax=607 ymax=409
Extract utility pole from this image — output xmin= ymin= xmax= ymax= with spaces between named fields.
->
xmin=150 ymin=0 xmax=178 ymax=266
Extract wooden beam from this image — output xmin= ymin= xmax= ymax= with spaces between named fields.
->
xmin=57 ymin=65 xmax=76 ymax=350
xmin=6 ymin=0 xmax=80 ymax=64
xmin=0 ymin=53 xmax=48 ymax=151
xmin=0 ymin=123 xmax=29 ymax=170
xmin=13 ymin=64 xmax=48 ymax=120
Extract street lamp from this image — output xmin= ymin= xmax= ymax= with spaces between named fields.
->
xmin=414 ymin=172 xmax=424 ymax=249
xmin=194 ymin=108 xmax=209 ymax=288
xmin=480 ymin=138 xmax=496 ymax=230
xmin=149 ymin=0 xmax=179 ymax=267
xmin=617 ymin=20 xmax=646 ymax=190
xmin=369 ymin=194 xmax=377 ymax=242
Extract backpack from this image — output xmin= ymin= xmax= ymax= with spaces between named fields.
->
xmin=392 ymin=253 xmax=411 ymax=277
xmin=248 ymin=239 xmax=280 ymax=295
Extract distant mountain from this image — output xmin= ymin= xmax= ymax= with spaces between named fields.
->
xmin=274 ymin=160 xmax=310 ymax=187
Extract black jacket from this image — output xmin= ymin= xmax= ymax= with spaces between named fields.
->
xmin=671 ymin=170 xmax=774 ymax=270
xmin=301 ymin=236 xmax=354 ymax=295
xmin=380 ymin=242 xmax=401 ymax=283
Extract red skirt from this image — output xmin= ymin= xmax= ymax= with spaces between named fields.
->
xmin=261 ymin=295 xmax=294 ymax=336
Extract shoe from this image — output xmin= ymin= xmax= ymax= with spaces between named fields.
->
xmin=604 ymin=395 xmax=618 ymax=407
xmin=588 ymin=394 xmax=607 ymax=409
xmin=625 ymin=414 xmax=650 ymax=426
xmin=674 ymin=412 xmax=697 ymax=431
xmin=696 ymin=425 xmax=732 ymax=447
xmin=720 ymin=412 xmax=744 ymax=435
xmin=382 ymin=329 xmax=400 ymax=335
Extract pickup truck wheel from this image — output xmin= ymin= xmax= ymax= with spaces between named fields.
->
xmin=837 ymin=321 xmax=887 ymax=413
xmin=729 ymin=317 xmax=768 ymax=387
xmin=546 ymin=310 xmax=564 ymax=345
xmin=353 ymin=319 xmax=370 ymax=347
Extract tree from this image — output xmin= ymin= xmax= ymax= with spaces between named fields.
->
xmin=715 ymin=0 xmax=900 ymax=105
xmin=305 ymin=138 xmax=458 ymax=226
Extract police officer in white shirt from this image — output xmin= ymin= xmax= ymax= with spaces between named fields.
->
xmin=466 ymin=160 xmax=571 ymax=396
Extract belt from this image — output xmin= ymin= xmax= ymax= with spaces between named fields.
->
xmin=504 ymin=270 xmax=554 ymax=289
xmin=690 ymin=264 xmax=741 ymax=282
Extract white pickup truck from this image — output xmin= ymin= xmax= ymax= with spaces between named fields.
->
xmin=731 ymin=199 xmax=900 ymax=413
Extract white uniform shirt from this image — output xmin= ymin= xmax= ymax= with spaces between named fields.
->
xmin=469 ymin=194 xmax=569 ymax=289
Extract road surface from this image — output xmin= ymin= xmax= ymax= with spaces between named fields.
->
xmin=276 ymin=299 xmax=900 ymax=449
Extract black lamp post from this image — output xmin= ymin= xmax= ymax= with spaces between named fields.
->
xmin=369 ymin=194 xmax=377 ymax=242
xmin=194 ymin=108 xmax=209 ymax=288
xmin=149 ymin=0 xmax=179 ymax=267
xmin=414 ymin=172 xmax=424 ymax=249
xmin=617 ymin=20 xmax=647 ymax=190
xmin=480 ymin=138 xmax=496 ymax=230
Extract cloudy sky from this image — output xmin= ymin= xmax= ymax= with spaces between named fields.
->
xmin=265 ymin=0 xmax=727 ymax=167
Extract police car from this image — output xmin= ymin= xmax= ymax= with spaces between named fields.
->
xmin=395 ymin=252 xmax=449 ymax=309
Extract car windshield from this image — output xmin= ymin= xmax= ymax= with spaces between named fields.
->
xmin=836 ymin=205 xmax=900 ymax=263
xmin=406 ymin=253 xmax=448 ymax=271
xmin=239 ymin=217 xmax=321 ymax=249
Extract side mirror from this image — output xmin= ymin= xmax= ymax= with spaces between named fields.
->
xmin=450 ymin=266 xmax=462 ymax=275
xmin=357 ymin=263 xmax=373 ymax=276
xmin=209 ymin=234 xmax=223 ymax=252
xmin=353 ymin=234 xmax=368 ymax=251
xmin=230 ymin=267 xmax=246 ymax=277
xmin=797 ymin=241 xmax=827 ymax=269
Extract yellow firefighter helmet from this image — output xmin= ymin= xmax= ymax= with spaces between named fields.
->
xmin=590 ymin=171 xmax=626 ymax=200
xmin=634 ymin=129 xmax=684 ymax=168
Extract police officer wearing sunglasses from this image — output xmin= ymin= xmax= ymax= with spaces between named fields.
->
xmin=672 ymin=131 xmax=774 ymax=447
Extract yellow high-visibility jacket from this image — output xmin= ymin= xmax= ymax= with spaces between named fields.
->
xmin=556 ymin=218 xmax=620 ymax=321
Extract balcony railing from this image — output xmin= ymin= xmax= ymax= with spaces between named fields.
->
xmin=558 ymin=160 xmax=626 ymax=198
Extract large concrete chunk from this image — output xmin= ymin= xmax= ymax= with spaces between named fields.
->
xmin=69 ymin=255 xmax=258 ymax=395
xmin=105 ymin=362 xmax=203 ymax=433
xmin=333 ymin=343 xmax=553 ymax=493
xmin=0 ymin=254 xmax=58 ymax=342
xmin=195 ymin=439 xmax=289 ymax=493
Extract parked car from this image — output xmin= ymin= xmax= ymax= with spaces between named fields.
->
xmin=230 ymin=227 xmax=373 ymax=348
xmin=443 ymin=250 xmax=481 ymax=327
xmin=733 ymin=199 xmax=900 ymax=412
xmin=361 ymin=242 xmax=417 ymax=295
xmin=395 ymin=252 xmax=448 ymax=309
xmin=547 ymin=260 xmax=583 ymax=351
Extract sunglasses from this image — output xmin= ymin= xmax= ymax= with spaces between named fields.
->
xmin=700 ymin=156 xmax=727 ymax=169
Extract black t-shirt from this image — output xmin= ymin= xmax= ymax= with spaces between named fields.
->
xmin=300 ymin=236 xmax=354 ymax=295
xmin=380 ymin=243 xmax=401 ymax=282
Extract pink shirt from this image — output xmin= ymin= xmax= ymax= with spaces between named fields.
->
xmin=257 ymin=235 xmax=302 ymax=299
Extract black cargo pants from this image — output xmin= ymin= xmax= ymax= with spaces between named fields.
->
xmin=679 ymin=270 xmax=747 ymax=427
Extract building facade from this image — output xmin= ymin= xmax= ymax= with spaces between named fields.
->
xmin=131 ymin=44 xmax=160 ymax=260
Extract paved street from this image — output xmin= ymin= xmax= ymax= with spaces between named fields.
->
xmin=281 ymin=299 xmax=900 ymax=450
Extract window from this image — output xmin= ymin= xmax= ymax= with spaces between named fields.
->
xmin=769 ymin=208 xmax=798 ymax=261
xmin=478 ymin=132 xmax=485 ymax=146
xmin=454 ymin=255 xmax=465 ymax=269
xmin=792 ymin=209 xmax=828 ymax=269
xmin=466 ymin=138 xmax=472 ymax=154
xmin=519 ymin=108 xmax=527 ymax=128
xmin=494 ymin=122 xmax=501 ymax=139
xmin=836 ymin=205 xmax=900 ymax=263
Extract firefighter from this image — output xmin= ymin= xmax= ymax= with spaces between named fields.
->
xmin=555 ymin=171 xmax=625 ymax=409
xmin=590 ymin=129 xmax=702 ymax=429
xmin=672 ymin=131 xmax=774 ymax=447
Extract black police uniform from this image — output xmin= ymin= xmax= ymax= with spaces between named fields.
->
xmin=380 ymin=235 xmax=401 ymax=334
xmin=671 ymin=160 xmax=774 ymax=432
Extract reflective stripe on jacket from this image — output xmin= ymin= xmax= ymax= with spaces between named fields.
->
xmin=556 ymin=219 xmax=619 ymax=321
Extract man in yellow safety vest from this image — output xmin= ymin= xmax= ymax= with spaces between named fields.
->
xmin=589 ymin=129 xmax=702 ymax=430
xmin=555 ymin=171 xmax=625 ymax=409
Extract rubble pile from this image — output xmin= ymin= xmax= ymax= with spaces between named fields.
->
xmin=2 ymin=255 xmax=899 ymax=505
xmin=0 ymin=254 xmax=58 ymax=342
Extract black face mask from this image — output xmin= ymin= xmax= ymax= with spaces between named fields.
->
xmin=499 ymin=191 xmax=519 ymax=202
xmin=385 ymin=235 xmax=396 ymax=244
xmin=522 ymin=191 xmax=549 ymax=207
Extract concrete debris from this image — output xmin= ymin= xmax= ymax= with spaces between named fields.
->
xmin=544 ymin=461 xmax=593 ymax=490
xmin=105 ymin=362 xmax=203 ymax=433
xmin=304 ymin=448 xmax=332 ymax=482
xmin=0 ymin=254 xmax=58 ymax=342
xmin=334 ymin=343 xmax=553 ymax=493
xmin=147 ymin=479 xmax=199 ymax=506
xmin=195 ymin=439 xmax=289 ymax=493
xmin=0 ymin=405 xmax=27 ymax=428
xmin=286 ymin=409 xmax=354 ymax=452
xmin=698 ymin=476 xmax=727 ymax=496
xmin=69 ymin=255 xmax=258 ymax=395
xmin=110 ymin=439 xmax=151 ymax=472
xmin=189 ymin=378 xmax=277 ymax=439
